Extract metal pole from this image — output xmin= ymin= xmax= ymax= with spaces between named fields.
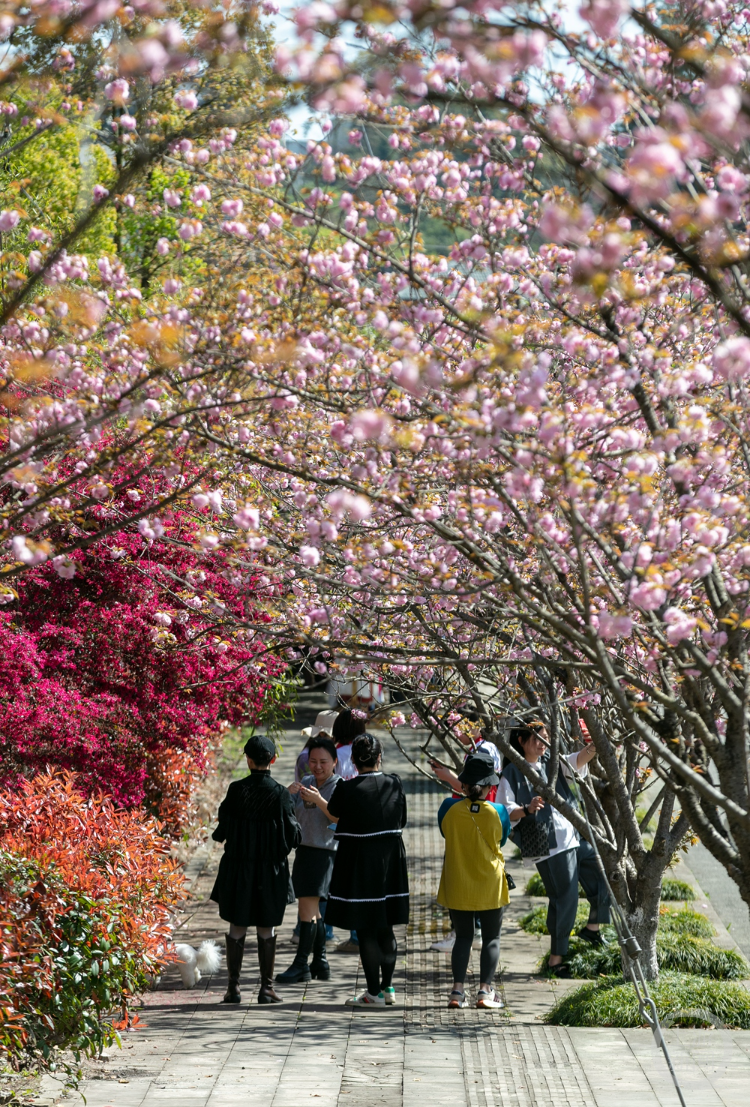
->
xmin=569 ymin=769 xmax=689 ymax=1107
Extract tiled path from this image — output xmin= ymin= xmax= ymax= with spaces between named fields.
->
xmin=43 ymin=723 xmax=750 ymax=1107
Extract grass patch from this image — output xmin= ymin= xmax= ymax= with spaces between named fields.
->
xmin=658 ymin=936 xmax=748 ymax=979
xmin=524 ymin=872 xmax=585 ymax=897
xmin=520 ymin=904 xmax=713 ymax=941
xmin=524 ymin=872 xmax=544 ymax=896
xmin=658 ymin=906 xmax=714 ymax=940
xmin=546 ymin=972 xmax=750 ymax=1028
xmin=524 ymin=872 xmax=695 ymax=901
xmin=661 ymin=877 xmax=695 ymax=901
xmin=524 ymin=903 xmax=747 ymax=980
xmin=554 ymin=935 xmax=748 ymax=981
xmin=519 ymin=902 xmax=590 ymax=934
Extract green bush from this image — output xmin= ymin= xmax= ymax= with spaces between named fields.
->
xmin=0 ymin=773 xmax=183 ymax=1066
xmin=524 ymin=872 xmax=695 ymax=901
xmin=657 ymin=936 xmax=748 ymax=979
xmin=658 ymin=907 xmax=713 ymax=940
xmin=519 ymin=902 xmax=592 ymax=934
xmin=553 ymin=934 xmax=748 ymax=980
xmin=546 ymin=972 xmax=750 ymax=1028
xmin=661 ymin=878 xmax=695 ymax=901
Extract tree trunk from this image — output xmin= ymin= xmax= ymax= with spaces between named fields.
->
xmin=617 ymin=851 xmax=665 ymax=981
xmin=622 ymin=901 xmax=660 ymax=981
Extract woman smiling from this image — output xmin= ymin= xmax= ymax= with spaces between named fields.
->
xmin=276 ymin=737 xmax=341 ymax=984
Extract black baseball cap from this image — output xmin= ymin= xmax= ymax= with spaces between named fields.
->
xmin=457 ymin=752 xmax=499 ymax=788
xmin=244 ymin=734 xmax=276 ymax=763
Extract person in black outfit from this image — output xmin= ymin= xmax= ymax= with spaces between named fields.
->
xmin=325 ymin=733 xmax=409 ymax=1007
xmin=210 ymin=734 xmax=301 ymax=1004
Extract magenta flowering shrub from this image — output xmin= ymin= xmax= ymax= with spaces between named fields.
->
xmin=0 ymin=508 xmax=279 ymax=808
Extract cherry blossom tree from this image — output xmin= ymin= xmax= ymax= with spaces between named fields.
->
xmin=7 ymin=0 xmax=750 ymax=977
xmin=101 ymin=0 xmax=750 ymax=975
xmin=0 ymin=2 xmax=290 ymax=575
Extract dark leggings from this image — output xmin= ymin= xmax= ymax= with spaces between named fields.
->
xmin=449 ymin=908 xmax=503 ymax=986
xmin=357 ymin=926 xmax=397 ymax=996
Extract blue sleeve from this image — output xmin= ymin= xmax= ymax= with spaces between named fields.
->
xmin=437 ymin=796 xmax=460 ymax=837
xmin=489 ymin=803 xmax=511 ymax=847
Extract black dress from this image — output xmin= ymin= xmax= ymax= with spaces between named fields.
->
xmin=325 ymin=772 xmax=409 ymax=930
xmin=210 ymin=771 xmax=301 ymax=927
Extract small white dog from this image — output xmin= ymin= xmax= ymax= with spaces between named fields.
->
xmin=174 ymin=940 xmax=222 ymax=988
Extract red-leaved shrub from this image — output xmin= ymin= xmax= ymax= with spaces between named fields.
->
xmin=0 ymin=503 xmax=282 ymax=811
xmin=0 ymin=771 xmax=184 ymax=1065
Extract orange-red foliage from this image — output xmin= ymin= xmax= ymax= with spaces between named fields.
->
xmin=142 ymin=744 xmax=215 ymax=840
xmin=0 ymin=770 xmax=184 ymax=1064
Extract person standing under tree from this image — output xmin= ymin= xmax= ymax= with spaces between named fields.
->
xmin=330 ymin=707 xmax=367 ymax=953
xmin=325 ymin=733 xmax=409 ymax=1007
xmin=498 ymin=720 xmax=609 ymax=978
xmin=331 ymin=707 xmax=366 ymax=782
xmin=428 ymin=719 xmax=503 ymax=954
xmin=437 ymin=752 xmax=511 ymax=1009
xmin=210 ymin=734 xmax=301 ymax=1004
xmin=276 ymin=737 xmax=341 ymax=984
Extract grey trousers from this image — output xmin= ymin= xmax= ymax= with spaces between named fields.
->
xmin=535 ymin=840 xmax=610 ymax=955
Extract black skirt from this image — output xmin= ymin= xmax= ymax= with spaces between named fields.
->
xmin=325 ymin=833 xmax=409 ymax=930
xmin=292 ymin=845 xmax=336 ymax=898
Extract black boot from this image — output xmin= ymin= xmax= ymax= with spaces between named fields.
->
xmin=222 ymin=934 xmax=245 ymax=1004
xmin=258 ymin=935 xmax=281 ymax=1004
xmin=275 ymin=921 xmax=314 ymax=983
xmin=310 ymin=918 xmax=330 ymax=981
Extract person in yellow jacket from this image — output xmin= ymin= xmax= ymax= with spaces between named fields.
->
xmin=437 ymin=751 xmax=511 ymax=1009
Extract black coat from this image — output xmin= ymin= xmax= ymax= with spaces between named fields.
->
xmin=210 ymin=771 xmax=301 ymax=927
xmin=325 ymin=772 xmax=409 ymax=930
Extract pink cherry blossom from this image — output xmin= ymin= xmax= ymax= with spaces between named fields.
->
xmin=105 ymin=78 xmax=130 ymax=105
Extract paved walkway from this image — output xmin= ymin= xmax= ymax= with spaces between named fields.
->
xmin=43 ymin=723 xmax=750 ymax=1107
xmin=686 ymin=842 xmax=750 ymax=962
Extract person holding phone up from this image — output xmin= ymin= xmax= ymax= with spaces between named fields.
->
xmin=498 ymin=720 xmax=608 ymax=978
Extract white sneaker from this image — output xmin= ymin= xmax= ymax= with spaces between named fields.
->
xmin=431 ymin=931 xmax=456 ymax=952
xmin=472 ymin=929 xmax=482 ymax=951
xmin=345 ymin=990 xmax=385 ymax=1007
xmin=476 ymin=988 xmax=504 ymax=1009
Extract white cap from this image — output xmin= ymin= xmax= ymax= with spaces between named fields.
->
xmin=301 ymin=710 xmax=339 ymax=739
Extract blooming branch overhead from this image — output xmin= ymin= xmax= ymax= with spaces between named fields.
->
xmin=5 ymin=0 xmax=750 ymax=982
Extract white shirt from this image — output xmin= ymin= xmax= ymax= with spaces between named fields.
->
xmin=335 ymin=743 xmax=358 ymax=781
xmin=497 ymin=751 xmax=588 ymax=867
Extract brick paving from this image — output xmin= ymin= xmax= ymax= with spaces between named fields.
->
xmin=41 ymin=721 xmax=750 ymax=1107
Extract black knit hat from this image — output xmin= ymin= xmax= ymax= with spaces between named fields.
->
xmin=457 ymin=752 xmax=499 ymax=788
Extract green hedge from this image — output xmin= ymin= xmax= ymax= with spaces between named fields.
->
xmin=519 ymin=904 xmax=713 ymax=942
xmin=523 ymin=872 xmax=695 ymax=901
xmin=521 ymin=903 xmax=748 ymax=980
xmin=547 ymin=972 xmax=750 ymax=1028
xmin=554 ymin=934 xmax=748 ymax=980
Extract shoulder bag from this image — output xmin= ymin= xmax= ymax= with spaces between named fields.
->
xmin=517 ymin=813 xmax=552 ymax=859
